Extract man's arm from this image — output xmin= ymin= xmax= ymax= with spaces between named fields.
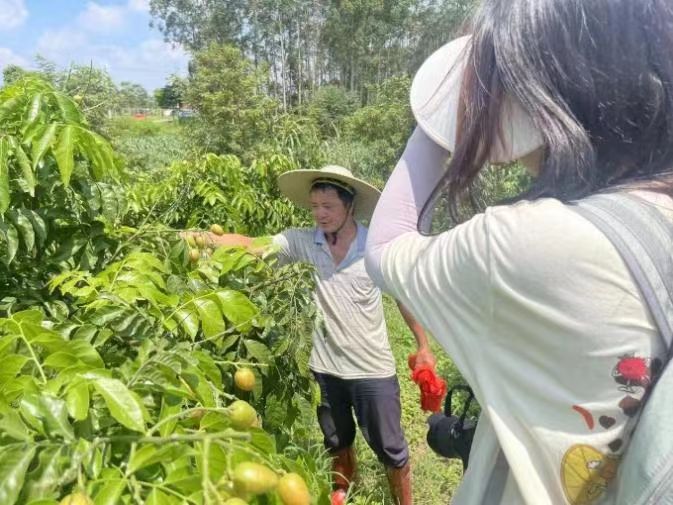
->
xmin=182 ymin=231 xmax=258 ymax=251
xmin=396 ymin=301 xmax=436 ymax=368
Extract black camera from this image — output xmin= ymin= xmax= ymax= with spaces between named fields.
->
xmin=426 ymin=385 xmax=478 ymax=470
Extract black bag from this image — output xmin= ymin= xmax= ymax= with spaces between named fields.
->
xmin=426 ymin=385 xmax=478 ymax=470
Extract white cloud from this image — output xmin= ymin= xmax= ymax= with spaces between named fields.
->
xmin=35 ymin=32 xmax=188 ymax=90
xmin=127 ymin=0 xmax=150 ymax=12
xmin=78 ymin=2 xmax=126 ymax=33
xmin=0 ymin=47 xmax=29 ymax=68
xmin=0 ymin=0 xmax=28 ymax=30
xmin=36 ymin=28 xmax=88 ymax=62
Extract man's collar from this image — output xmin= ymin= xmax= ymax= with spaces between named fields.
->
xmin=314 ymin=222 xmax=368 ymax=249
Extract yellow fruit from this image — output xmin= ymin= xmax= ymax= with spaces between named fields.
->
xmin=59 ymin=492 xmax=93 ymax=505
xmin=561 ymin=444 xmax=619 ymax=505
xmin=195 ymin=235 xmax=206 ymax=248
xmin=229 ymin=400 xmax=257 ymax=430
xmin=277 ymin=473 xmax=311 ymax=505
xmin=189 ymin=248 xmax=200 ymax=262
xmin=234 ymin=368 xmax=256 ymax=392
xmin=210 ymin=224 xmax=225 ymax=236
xmin=233 ymin=462 xmax=279 ymax=495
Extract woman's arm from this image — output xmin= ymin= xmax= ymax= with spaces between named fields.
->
xmin=365 ymin=127 xmax=450 ymax=289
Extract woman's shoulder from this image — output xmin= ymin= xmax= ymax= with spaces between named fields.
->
xmin=482 ymin=198 xmax=615 ymax=274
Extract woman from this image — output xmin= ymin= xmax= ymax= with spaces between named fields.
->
xmin=365 ymin=1 xmax=673 ymax=504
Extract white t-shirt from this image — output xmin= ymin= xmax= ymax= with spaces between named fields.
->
xmin=380 ymin=197 xmax=667 ymax=505
xmin=273 ymin=224 xmax=396 ymax=379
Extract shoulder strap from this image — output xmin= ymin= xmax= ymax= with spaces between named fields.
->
xmin=571 ymin=193 xmax=673 ymax=358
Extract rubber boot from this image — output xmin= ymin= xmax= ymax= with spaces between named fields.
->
xmin=386 ymin=463 xmax=412 ymax=505
xmin=331 ymin=447 xmax=356 ymax=504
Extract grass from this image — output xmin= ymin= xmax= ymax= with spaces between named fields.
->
xmin=345 ymin=297 xmax=466 ymax=504
xmin=104 ymin=116 xmax=192 ymax=173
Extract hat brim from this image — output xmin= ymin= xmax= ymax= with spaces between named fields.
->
xmin=278 ymin=170 xmax=381 ymax=220
xmin=410 ymin=35 xmax=544 ymax=163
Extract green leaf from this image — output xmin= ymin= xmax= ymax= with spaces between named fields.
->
xmin=173 ymin=309 xmax=199 ymax=339
xmin=8 ymin=137 xmax=35 ymax=196
xmin=0 ymin=444 xmax=36 ymax=505
xmin=128 ymin=444 xmax=182 ymax=474
xmin=244 ymin=339 xmax=271 ymax=363
xmin=91 ymin=378 xmax=145 ymax=432
xmin=0 ymin=220 xmax=20 ymax=265
xmin=24 ymin=210 xmax=47 ymax=247
xmin=20 ymin=394 xmax=75 ymax=441
xmin=0 ymin=137 xmax=10 ymax=214
xmin=145 ymin=489 xmax=179 ymax=505
xmin=0 ymin=355 xmax=29 ymax=385
xmin=0 ymin=96 xmax=21 ymax=124
xmin=250 ymin=429 xmax=277 ymax=454
xmin=53 ymin=125 xmax=75 ymax=185
xmin=21 ymin=446 xmax=64 ymax=502
xmin=51 ymin=93 xmax=81 ymax=123
xmin=214 ymin=289 xmax=258 ymax=329
xmin=0 ymin=402 xmax=31 ymax=442
xmin=194 ymin=297 xmax=225 ymax=339
xmin=93 ymin=479 xmax=126 ymax=505
xmin=24 ymin=93 xmax=42 ymax=126
xmin=31 ymin=123 xmax=57 ymax=170
xmin=9 ymin=209 xmax=35 ymax=252
xmin=65 ymin=380 xmax=89 ymax=421
xmin=158 ymin=396 xmax=182 ymax=437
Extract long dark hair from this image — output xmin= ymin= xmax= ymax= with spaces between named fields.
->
xmin=422 ymin=0 xmax=673 ymax=225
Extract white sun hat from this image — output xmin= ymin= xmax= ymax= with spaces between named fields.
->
xmin=277 ymin=165 xmax=381 ymax=220
xmin=411 ymin=35 xmax=544 ymax=163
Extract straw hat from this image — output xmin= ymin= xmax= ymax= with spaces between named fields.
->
xmin=277 ymin=165 xmax=381 ymax=220
xmin=411 ymin=35 xmax=544 ymax=163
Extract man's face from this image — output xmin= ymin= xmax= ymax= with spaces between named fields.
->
xmin=309 ymin=188 xmax=350 ymax=233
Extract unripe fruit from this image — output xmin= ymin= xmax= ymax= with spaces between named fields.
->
xmin=277 ymin=473 xmax=311 ymax=505
xmin=223 ymin=499 xmax=248 ymax=505
xmin=234 ymin=367 xmax=256 ymax=392
xmin=186 ymin=235 xmax=197 ymax=247
xmin=59 ymin=492 xmax=93 ymax=505
xmin=73 ymin=95 xmax=83 ymax=103
xmin=229 ymin=400 xmax=257 ymax=430
xmin=233 ymin=462 xmax=278 ymax=495
xmin=189 ymin=248 xmax=200 ymax=262
xmin=195 ymin=235 xmax=206 ymax=248
xmin=210 ymin=224 xmax=225 ymax=236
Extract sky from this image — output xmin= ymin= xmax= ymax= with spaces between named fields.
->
xmin=0 ymin=0 xmax=189 ymax=91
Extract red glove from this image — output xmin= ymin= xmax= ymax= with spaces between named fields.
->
xmin=408 ymin=353 xmax=447 ymax=413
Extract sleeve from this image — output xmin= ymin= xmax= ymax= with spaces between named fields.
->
xmin=380 ymin=212 xmax=494 ymax=388
xmin=364 ymin=126 xmax=450 ymax=289
xmin=365 ymin=126 xmax=493 ymax=388
xmin=271 ymin=229 xmax=303 ymax=265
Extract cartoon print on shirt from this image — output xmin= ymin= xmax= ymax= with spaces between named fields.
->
xmin=572 ymin=405 xmax=595 ymax=430
xmin=612 ymin=355 xmax=653 ymax=393
xmin=561 ymin=444 xmax=620 ymax=505
xmin=563 ymin=353 xmax=662 ymax=503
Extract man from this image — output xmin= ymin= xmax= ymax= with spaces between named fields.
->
xmin=195 ymin=165 xmax=434 ymax=504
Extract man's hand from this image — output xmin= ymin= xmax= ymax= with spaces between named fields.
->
xmin=414 ymin=346 xmax=436 ymax=369
xmin=180 ymin=231 xmax=253 ymax=249
xmin=396 ymin=301 xmax=437 ymax=368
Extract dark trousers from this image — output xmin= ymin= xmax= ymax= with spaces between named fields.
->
xmin=314 ymin=372 xmax=410 ymax=468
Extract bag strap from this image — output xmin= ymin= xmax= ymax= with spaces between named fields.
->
xmin=571 ymin=192 xmax=673 ymax=359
